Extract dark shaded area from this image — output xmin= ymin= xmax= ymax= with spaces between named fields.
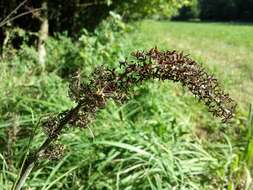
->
xmin=0 ymin=27 xmax=5 ymax=56
xmin=47 ymin=0 xmax=111 ymax=35
xmin=0 ymin=0 xmax=112 ymax=51
xmin=199 ymin=0 xmax=253 ymax=21
xmin=174 ymin=0 xmax=253 ymax=21
xmin=0 ymin=0 xmax=111 ymax=35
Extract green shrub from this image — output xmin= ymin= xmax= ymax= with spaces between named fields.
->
xmin=115 ymin=0 xmax=193 ymax=20
xmin=45 ymin=12 xmax=129 ymax=78
xmin=173 ymin=0 xmax=200 ymax=20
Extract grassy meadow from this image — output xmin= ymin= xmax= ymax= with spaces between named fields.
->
xmin=1 ymin=20 xmax=253 ymax=189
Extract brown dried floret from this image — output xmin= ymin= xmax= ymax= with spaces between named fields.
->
xmin=40 ymin=143 xmax=65 ymax=160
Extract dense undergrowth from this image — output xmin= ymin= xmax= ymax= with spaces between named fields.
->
xmin=0 ymin=14 xmax=253 ymax=190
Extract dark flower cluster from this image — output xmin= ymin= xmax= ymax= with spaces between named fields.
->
xmin=44 ymin=47 xmax=236 ymax=139
xmin=40 ymin=143 xmax=65 ymax=160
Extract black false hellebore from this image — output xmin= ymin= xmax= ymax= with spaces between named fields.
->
xmin=13 ymin=48 xmax=236 ymax=190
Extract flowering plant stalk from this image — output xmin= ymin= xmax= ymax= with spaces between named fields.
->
xmin=12 ymin=48 xmax=236 ymax=190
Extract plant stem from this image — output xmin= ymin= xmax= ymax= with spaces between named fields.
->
xmin=13 ymin=162 xmax=35 ymax=190
xmin=12 ymin=103 xmax=82 ymax=190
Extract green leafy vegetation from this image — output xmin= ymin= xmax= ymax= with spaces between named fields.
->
xmin=1 ymin=1 xmax=253 ymax=189
xmin=1 ymin=19 xmax=253 ymax=189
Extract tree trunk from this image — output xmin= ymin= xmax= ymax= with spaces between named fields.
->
xmin=38 ymin=0 xmax=48 ymax=67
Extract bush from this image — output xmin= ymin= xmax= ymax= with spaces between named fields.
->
xmin=173 ymin=0 xmax=200 ymax=20
xmin=114 ymin=0 xmax=193 ymax=20
xmin=46 ymin=12 xmax=129 ymax=78
xmin=0 ymin=12 xmax=129 ymax=135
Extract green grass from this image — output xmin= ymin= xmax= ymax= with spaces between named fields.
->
xmin=1 ymin=21 xmax=253 ymax=189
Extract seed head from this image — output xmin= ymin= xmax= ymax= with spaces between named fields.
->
xmin=66 ymin=47 xmax=236 ymax=127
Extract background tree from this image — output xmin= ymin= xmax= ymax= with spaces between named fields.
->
xmin=174 ymin=0 xmax=253 ymax=21
xmin=38 ymin=0 xmax=48 ymax=66
xmin=0 ymin=0 xmax=192 ymax=36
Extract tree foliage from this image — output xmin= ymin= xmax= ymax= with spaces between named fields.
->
xmin=114 ymin=0 xmax=192 ymax=19
xmin=173 ymin=0 xmax=199 ymax=20
xmin=0 ymin=0 xmax=192 ymax=36
xmin=199 ymin=0 xmax=253 ymax=21
xmin=174 ymin=0 xmax=253 ymax=21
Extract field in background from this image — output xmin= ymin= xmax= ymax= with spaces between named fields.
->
xmin=1 ymin=21 xmax=253 ymax=189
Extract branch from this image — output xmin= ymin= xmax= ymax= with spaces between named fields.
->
xmin=77 ymin=1 xmax=108 ymax=8
xmin=0 ymin=0 xmax=28 ymax=25
xmin=0 ymin=8 xmax=43 ymax=28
